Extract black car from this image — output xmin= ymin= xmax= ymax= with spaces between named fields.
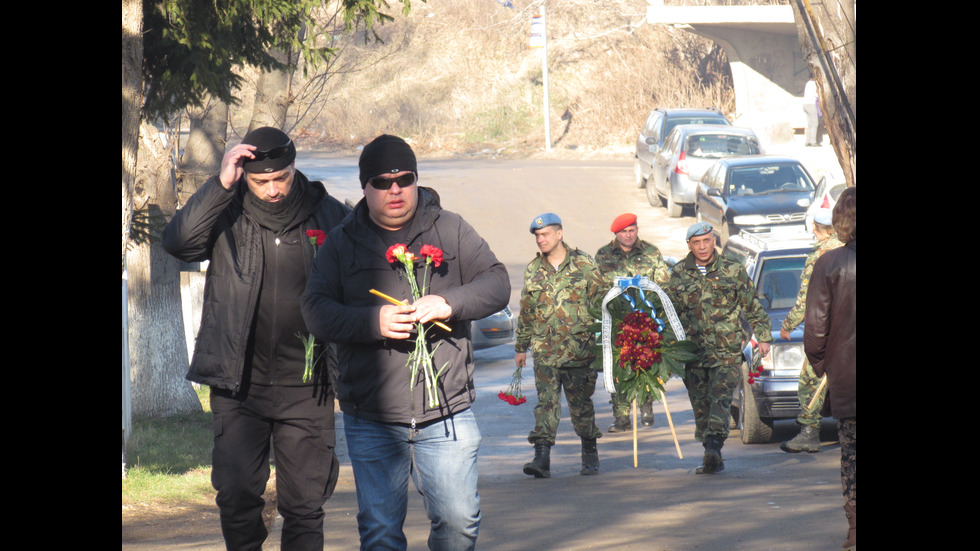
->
xmin=633 ymin=107 xmax=730 ymax=189
xmin=695 ymin=156 xmax=816 ymax=246
xmin=723 ymin=231 xmax=815 ymax=444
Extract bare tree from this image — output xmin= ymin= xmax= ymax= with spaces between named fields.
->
xmin=791 ymin=0 xmax=855 ymax=187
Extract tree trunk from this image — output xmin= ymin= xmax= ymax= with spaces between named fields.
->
xmin=791 ymin=0 xmax=856 ymax=187
xmin=121 ymin=0 xmax=143 ymax=449
xmin=128 ymin=122 xmax=201 ymax=417
xmin=249 ymin=49 xmax=293 ymax=132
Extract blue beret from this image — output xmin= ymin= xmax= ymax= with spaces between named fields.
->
xmin=686 ymin=222 xmax=713 ymax=241
xmin=530 ymin=213 xmax=562 ymax=234
xmin=813 ymin=208 xmax=833 ymax=226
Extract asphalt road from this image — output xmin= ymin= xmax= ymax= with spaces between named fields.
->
xmin=124 ymin=141 xmax=850 ymax=550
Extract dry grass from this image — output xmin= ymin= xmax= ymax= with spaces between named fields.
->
xmin=231 ymin=0 xmax=734 ymax=156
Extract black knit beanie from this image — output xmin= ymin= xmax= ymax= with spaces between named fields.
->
xmin=358 ymin=134 xmax=417 ymax=187
xmin=241 ymin=127 xmax=296 ymax=174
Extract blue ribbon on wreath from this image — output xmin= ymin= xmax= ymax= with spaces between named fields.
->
xmin=617 ymin=276 xmax=665 ymax=332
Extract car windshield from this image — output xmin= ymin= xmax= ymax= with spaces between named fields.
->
xmin=756 ymin=256 xmax=805 ymax=309
xmin=727 ymin=164 xmax=815 ymax=196
xmin=686 ymin=134 xmax=761 ymax=158
xmin=664 ymin=117 xmax=727 ymax=138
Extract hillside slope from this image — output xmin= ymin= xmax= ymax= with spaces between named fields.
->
xmin=273 ymin=0 xmax=733 ymax=157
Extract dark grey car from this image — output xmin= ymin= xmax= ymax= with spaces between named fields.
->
xmin=695 ymin=155 xmax=815 ymax=245
xmin=633 ymin=107 xmax=730 ymax=189
xmin=723 ymin=231 xmax=815 ymax=444
xmin=647 ymin=125 xmax=763 ymax=217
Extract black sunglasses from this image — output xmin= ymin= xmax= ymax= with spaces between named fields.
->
xmin=367 ymin=172 xmax=418 ymax=190
xmin=252 ymin=140 xmax=293 ymax=161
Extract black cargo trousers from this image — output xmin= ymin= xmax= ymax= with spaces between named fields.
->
xmin=210 ymin=383 xmax=340 ymax=550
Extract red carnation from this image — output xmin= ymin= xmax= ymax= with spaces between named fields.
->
xmin=306 ymin=229 xmax=327 ymax=247
xmin=420 ymin=244 xmax=444 ymax=267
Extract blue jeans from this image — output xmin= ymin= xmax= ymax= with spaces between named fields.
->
xmin=343 ymin=410 xmax=481 ymax=551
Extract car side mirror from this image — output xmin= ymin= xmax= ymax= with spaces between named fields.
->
xmin=707 ymin=188 xmax=722 ymax=197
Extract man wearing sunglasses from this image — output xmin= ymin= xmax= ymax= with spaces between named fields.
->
xmin=163 ymin=126 xmax=350 ymax=550
xmin=302 ymin=134 xmax=510 ymax=551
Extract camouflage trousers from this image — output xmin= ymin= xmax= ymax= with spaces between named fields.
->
xmin=527 ymin=364 xmax=602 ymax=445
xmin=796 ymin=358 xmax=827 ymax=427
xmin=838 ymin=417 xmax=856 ymax=508
xmin=683 ymin=363 xmax=741 ymax=442
xmin=610 ymin=390 xmax=653 ymax=419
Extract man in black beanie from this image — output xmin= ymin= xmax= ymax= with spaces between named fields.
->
xmin=302 ymin=134 xmax=511 ymax=550
xmin=163 ymin=126 xmax=350 ymax=550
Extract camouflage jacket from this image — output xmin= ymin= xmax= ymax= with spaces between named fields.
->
xmin=781 ymin=233 xmax=843 ymax=333
xmin=666 ymin=251 xmax=772 ymax=368
xmin=516 ymin=243 xmax=604 ymax=368
xmin=594 ymin=238 xmax=671 ymax=289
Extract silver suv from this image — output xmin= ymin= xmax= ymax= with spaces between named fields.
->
xmin=722 ymin=230 xmax=815 ymax=444
xmin=633 ymin=107 xmax=730 ymax=189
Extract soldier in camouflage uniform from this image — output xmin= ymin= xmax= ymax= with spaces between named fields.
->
xmin=666 ymin=222 xmax=771 ymax=474
xmin=594 ymin=213 xmax=670 ymax=432
xmin=515 ymin=213 xmax=605 ymax=478
xmin=779 ymin=209 xmax=842 ymax=453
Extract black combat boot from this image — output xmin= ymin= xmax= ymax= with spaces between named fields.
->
xmin=696 ymin=436 xmax=725 ymax=474
xmin=608 ymin=416 xmax=631 ymax=432
xmin=779 ymin=424 xmax=821 ymax=453
xmin=640 ymin=401 xmax=655 ymax=427
xmin=580 ymin=438 xmax=599 ymax=475
xmin=523 ymin=439 xmax=551 ymax=478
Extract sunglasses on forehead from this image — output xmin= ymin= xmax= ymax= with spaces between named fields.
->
xmin=251 ymin=139 xmax=293 ymax=161
xmin=367 ymin=172 xmax=418 ymax=190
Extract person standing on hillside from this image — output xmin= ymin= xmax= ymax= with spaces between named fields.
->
xmin=779 ymin=208 xmax=842 ymax=453
xmin=804 ymin=78 xmax=822 ymax=147
xmin=301 ymin=134 xmax=510 ymax=550
xmin=594 ymin=213 xmax=670 ymax=432
xmin=804 ymin=187 xmax=856 ymax=550
xmin=516 ymin=213 xmax=605 ymax=478
xmin=666 ymin=222 xmax=771 ymax=474
xmin=162 ymin=126 xmax=349 ymax=550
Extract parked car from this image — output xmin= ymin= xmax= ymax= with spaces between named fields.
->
xmin=695 ymin=155 xmax=816 ymax=245
xmin=722 ymin=230 xmax=816 ymax=444
xmin=647 ymin=125 xmax=763 ymax=217
xmin=805 ymin=169 xmax=847 ymax=232
xmin=633 ymin=107 xmax=731 ymax=189
xmin=471 ymin=305 xmax=516 ymax=350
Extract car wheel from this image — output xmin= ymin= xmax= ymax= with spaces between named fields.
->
xmin=739 ymin=369 xmax=774 ymax=444
xmin=666 ymin=190 xmax=683 ymax=218
xmin=634 ymin=159 xmax=646 ymax=188
xmin=645 ymin=176 xmax=660 ymax=207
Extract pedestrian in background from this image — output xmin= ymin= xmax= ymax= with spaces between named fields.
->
xmin=779 ymin=208 xmax=842 ymax=453
xmin=804 ymin=187 xmax=856 ymax=550
xmin=301 ymin=134 xmax=510 ymax=550
xmin=516 ymin=213 xmax=605 ymax=478
xmin=162 ymin=126 xmax=349 ymax=550
xmin=666 ymin=222 xmax=771 ymax=474
xmin=804 ymin=77 xmax=822 ymax=147
xmin=594 ymin=213 xmax=670 ymax=432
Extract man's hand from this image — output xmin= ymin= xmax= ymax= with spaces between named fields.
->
xmin=758 ymin=342 xmax=771 ymax=358
xmin=779 ymin=328 xmax=792 ymax=340
xmin=379 ymin=304 xmax=417 ymax=339
xmin=218 ymin=144 xmax=257 ymax=189
xmin=515 ymin=352 xmax=527 ymax=368
xmin=411 ymin=295 xmax=452 ymax=326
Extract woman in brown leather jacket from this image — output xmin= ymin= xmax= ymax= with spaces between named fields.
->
xmin=804 ymin=186 xmax=855 ymax=550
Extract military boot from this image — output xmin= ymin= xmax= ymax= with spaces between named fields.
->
xmin=640 ymin=401 xmax=655 ymax=427
xmin=779 ymin=424 xmax=821 ymax=453
xmin=523 ymin=439 xmax=551 ymax=478
xmin=608 ymin=416 xmax=631 ymax=432
xmin=580 ymin=438 xmax=599 ymax=475
xmin=696 ymin=436 xmax=725 ymax=474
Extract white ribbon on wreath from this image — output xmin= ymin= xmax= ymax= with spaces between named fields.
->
xmin=600 ymin=275 xmax=686 ymax=393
